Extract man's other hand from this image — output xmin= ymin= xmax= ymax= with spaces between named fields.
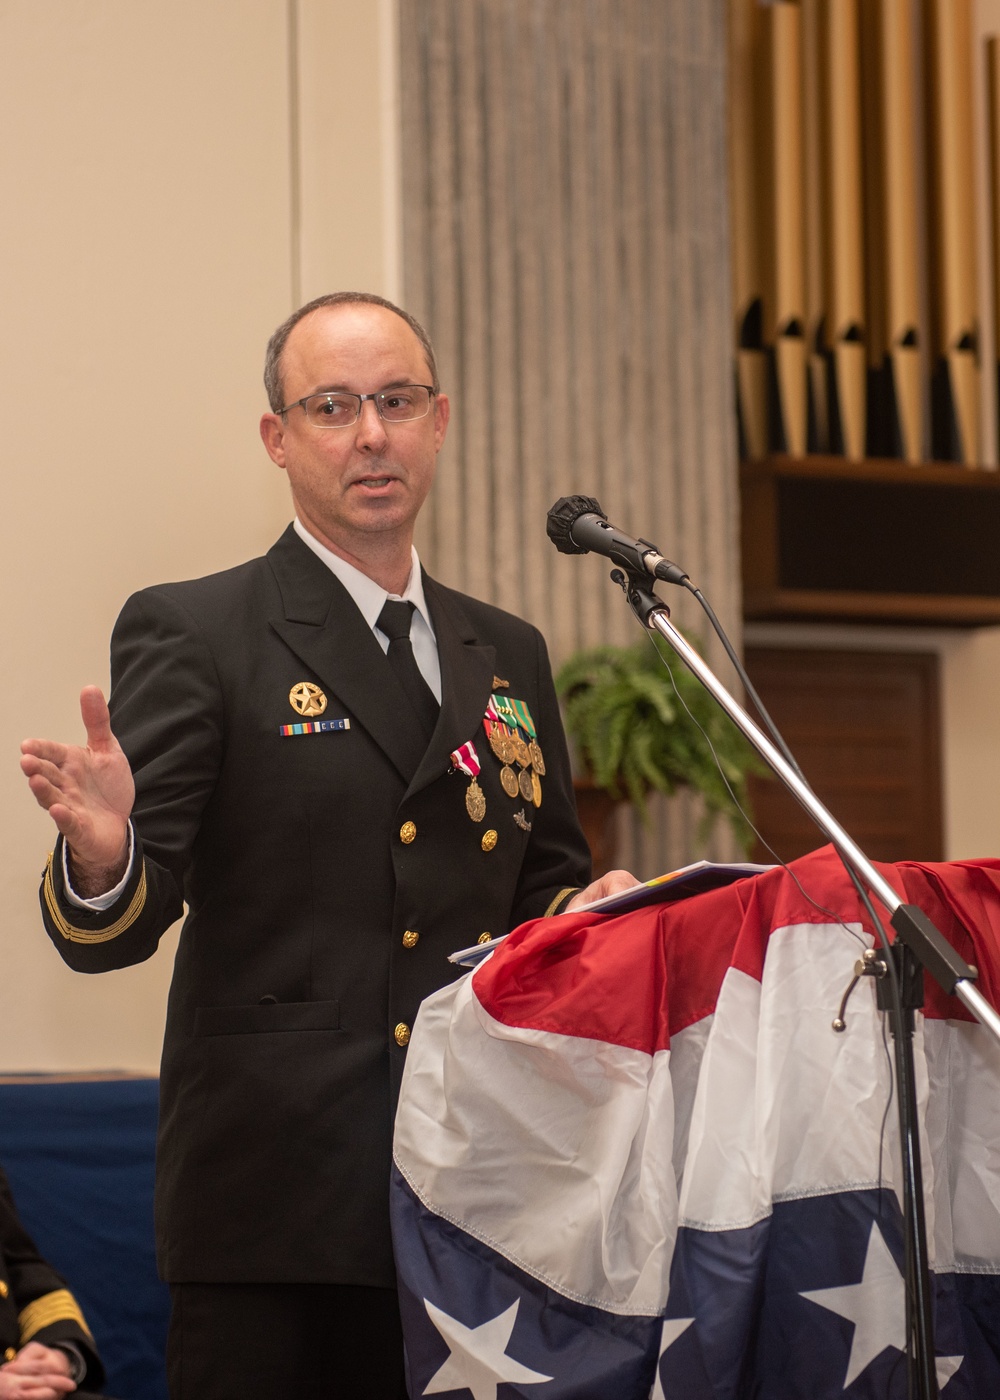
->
xmin=565 ymin=869 xmax=638 ymax=911
xmin=0 ymin=1342 xmax=77 ymax=1398
xmin=21 ymin=685 xmax=134 ymax=896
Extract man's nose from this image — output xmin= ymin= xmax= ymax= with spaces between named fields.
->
xmin=354 ymin=397 xmax=389 ymax=448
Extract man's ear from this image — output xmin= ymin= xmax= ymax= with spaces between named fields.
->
xmin=432 ymin=392 xmax=450 ymax=452
xmin=259 ymin=413 xmax=287 ymax=468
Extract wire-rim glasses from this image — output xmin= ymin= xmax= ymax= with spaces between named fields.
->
xmin=279 ymin=384 xmax=436 ymax=428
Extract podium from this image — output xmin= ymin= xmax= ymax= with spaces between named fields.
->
xmin=391 ymin=848 xmax=1000 ymax=1398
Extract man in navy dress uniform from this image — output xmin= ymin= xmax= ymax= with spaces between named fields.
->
xmin=21 ymin=293 xmax=634 ymax=1399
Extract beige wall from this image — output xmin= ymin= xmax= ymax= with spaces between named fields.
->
xmin=0 ymin=0 xmax=399 ymax=1072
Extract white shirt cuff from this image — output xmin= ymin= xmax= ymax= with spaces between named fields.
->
xmin=62 ymin=823 xmax=135 ymax=911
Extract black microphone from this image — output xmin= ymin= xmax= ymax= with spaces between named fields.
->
xmin=546 ymin=495 xmax=689 ymax=585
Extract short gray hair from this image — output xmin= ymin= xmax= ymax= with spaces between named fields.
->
xmin=263 ymin=291 xmax=440 ymax=412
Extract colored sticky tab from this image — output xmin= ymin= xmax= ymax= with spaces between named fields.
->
xmin=279 ymin=718 xmax=351 ymax=736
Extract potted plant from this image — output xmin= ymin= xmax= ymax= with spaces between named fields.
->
xmin=555 ymin=632 xmax=768 ymax=862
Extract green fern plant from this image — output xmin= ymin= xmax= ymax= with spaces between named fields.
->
xmin=555 ymin=634 xmax=769 ymax=852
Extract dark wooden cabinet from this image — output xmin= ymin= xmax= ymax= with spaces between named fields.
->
xmin=742 ymin=455 xmax=1000 ymax=625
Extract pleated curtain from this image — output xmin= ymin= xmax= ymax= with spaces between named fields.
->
xmin=400 ymin=0 xmax=742 ymax=874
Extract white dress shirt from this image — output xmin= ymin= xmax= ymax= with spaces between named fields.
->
xmin=292 ymin=518 xmax=441 ymax=700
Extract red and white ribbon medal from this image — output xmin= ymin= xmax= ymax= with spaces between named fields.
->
xmin=451 ymin=739 xmax=486 ymax=822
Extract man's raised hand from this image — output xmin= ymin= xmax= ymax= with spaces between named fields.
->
xmin=20 ymin=686 xmax=134 ymax=895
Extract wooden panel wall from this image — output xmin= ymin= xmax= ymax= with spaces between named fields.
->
xmin=398 ymin=0 xmax=742 ymax=874
xmin=744 ymin=648 xmax=943 ymax=863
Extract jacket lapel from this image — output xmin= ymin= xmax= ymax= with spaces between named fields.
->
xmin=266 ymin=528 xmax=429 ymax=782
xmin=409 ymin=575 xmax=496 ymax=796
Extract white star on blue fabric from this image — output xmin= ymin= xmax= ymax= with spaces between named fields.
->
xmin=800 ymin=1220 xmax=905 ymax=1387
xmin=422 ymin=1297 xmax=552 ymax=1400
xmin=937 ymin=1354 xmax=963 ymax=1389
xmin=650 ymin=1317 xmax=694 ymax=1400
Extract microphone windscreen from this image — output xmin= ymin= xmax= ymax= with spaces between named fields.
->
xmin=546 ymin=495 xmax=606 ymax=554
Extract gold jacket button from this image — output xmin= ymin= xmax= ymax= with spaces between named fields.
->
xmin=400 ymin=821 xmax=417 ymax=844
xmin=394 ymin=1022 xmax=411 ymax=1047
xmin=402 ymin=929 xmax=420 ymax=949
xmin=477 ymin=932 xmax=492 ymax=945
xmin=481 ymin=829 xmax=498 ymax=852
xmin=0 ymin=1280 xmax=8 ymax=1298
xmin=4 ymin=1347 xmax=15 ymax=1362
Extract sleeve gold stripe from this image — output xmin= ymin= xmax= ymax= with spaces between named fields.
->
xmin=43 ymin=851 xmax=148 ymax=944
xmin=19 ymin=1289 xmax=93 ymax=1343
xmin=543 ymin=887 xmax=578 ymax=917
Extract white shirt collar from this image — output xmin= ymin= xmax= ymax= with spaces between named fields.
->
xmin=292 ymin=518 xmax=435 ymax=636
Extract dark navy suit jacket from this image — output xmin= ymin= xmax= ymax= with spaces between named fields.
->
xmin=40 ymin=526 xmax=590 ymax=1286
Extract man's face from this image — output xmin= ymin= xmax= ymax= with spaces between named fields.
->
xmin=259 ymin=303 xmax=449 ymax=564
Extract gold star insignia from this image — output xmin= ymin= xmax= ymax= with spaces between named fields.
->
xmin=289 ymin=682 xmax=327 ymax=717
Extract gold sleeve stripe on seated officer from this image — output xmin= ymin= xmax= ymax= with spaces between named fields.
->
xmin=19 ymin=1289 xmax=93 ymax=1344
xmin=43 ymin=851 xmax=148 ymax=944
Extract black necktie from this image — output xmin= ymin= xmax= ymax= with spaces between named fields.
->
xmin=376 ymin=600 xmax=440 ymax=741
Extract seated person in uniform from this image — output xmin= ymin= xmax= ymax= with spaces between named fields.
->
xmin=0 ymin=1165 xmax=105 ymax=1399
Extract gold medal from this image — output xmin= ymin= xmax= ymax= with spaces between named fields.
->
xmin=289 ymin=681 xmax=327 ymax=717
xmin=500 ymin=765 xmax=520 ymax=798
xmin=450 ymin=739 xmax=486 ymax=822
xmin=518 ymin=768 xmax=534 ymax=802
xmin=465 ymin=777 xmax=486 ymax=822
xmin=528 ymin=740 xmax=546 ymax=776
xmin=488 ymin=724 xmax=516 ymax=765
xmin=512 ymin=734 xmax=531 ymax=768
xmin=531 ymin=770 xmax=542 ymax=807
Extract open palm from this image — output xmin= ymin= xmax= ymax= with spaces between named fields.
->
xmin=20 ymin=685 xmax=134 ymax=873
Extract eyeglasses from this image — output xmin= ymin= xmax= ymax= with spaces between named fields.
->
xmin=278 ymin=384 xmax=436 ymax=428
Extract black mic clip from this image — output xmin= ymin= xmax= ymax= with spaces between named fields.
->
xmin=610 ymin=568 xmax=670 ymax=628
